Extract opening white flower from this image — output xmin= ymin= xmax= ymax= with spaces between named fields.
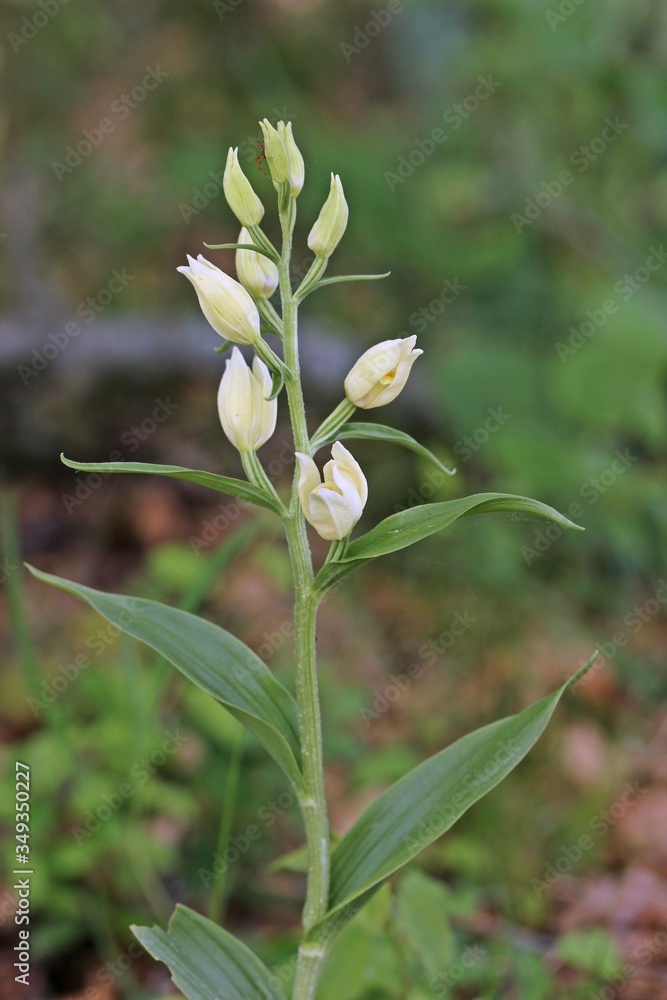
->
xmin=218 ymin=347 xmax=277 ymax=452
xmin=295 ymin=442 xmax=368 ymax=540
xmin=177 ymin=254 xmax=260 ymax=345
xmin=344 ymin=336 xmax=423 ymax=409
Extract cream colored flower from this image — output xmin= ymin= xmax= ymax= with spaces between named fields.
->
xmin=223 ymin=147 xmax=265 ymax=227
xmin=344 ymin=336 xmax=422 ymax=409
xmin=177 ymin=254 xmax=260 ymax=345
xmin=307 ymin=174 xmax=348 ymax=259
xmin=217 ymin=347 xmax=277 ymax=452
xmin=236 ymin=228 xmax=279 ymax=299
xmin=295 ymin=442 xmax=367 ymax=540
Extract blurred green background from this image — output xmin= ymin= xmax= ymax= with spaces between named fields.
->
xmin=2 ymin=1 xmax=667 ymax=997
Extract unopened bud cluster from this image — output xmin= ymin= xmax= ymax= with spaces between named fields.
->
xmin=177 ymin=120 xmax=423 ymax=540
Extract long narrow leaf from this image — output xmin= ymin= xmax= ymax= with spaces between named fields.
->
xmin=60 ymin=455 xmax=282 ymax=515
xmin=315 ymin=492 xmax=582 ymax=592
xmin=313 ymin=423 xmax=455 ymax=476
xmin=317 ymin=660 xmax=593 ymax=930
xmin=133 ymin=904 xmax=286 ymax=1000
xmin=26 ymin=567 xmax=303 ymax=789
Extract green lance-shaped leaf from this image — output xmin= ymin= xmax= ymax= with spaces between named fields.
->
xmin=312 ymin=422 xmax=455 ymax=477
xmin=60 ymin=455 xmax=283 ymax=515
xmin=315 ymin=492 xmax=583 ymax=593
xmin=26 ymin=567 xmax=303 ymax=789
xmin=132 ymin=904 xmax=286 ymax=1000
xmin=312 ymin=659 xmax=594 ymax=936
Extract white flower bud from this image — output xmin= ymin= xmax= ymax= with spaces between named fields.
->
xmin=278 ymin=121 xmax=304 ymax=197
xmin=236 ymin=228 xmax=279 ymax=299
xmin=344 ymin=336 xmax=423 ymax=409
xmin=295 ymin=442 xmax=367 ymax=541
xmin=177 ymin=254 xmax=260 ymax=345
xmin=259 ymin=119 xmax=304 ymax=198
xmin=218 ymin=347 xmax=277 ymax=452
xmin=307 ymin=174 xmax=349 ymax=259
xmin=223 ymin=147 xmax=265 ymax=227
xmin=259 ymin=119 xmax=289 ymax=189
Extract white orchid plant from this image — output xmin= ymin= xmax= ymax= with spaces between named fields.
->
xmin=29 ymin=119 xmax=590 ymax=1000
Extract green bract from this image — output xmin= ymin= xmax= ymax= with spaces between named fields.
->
xmin=32 ymin=120 xmax=589 ymax=1000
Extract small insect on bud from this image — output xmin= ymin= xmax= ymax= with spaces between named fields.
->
xmin=218 ymin=347 xmax=277 ymax=453
xmin=236 ymin=228 xmax=279 ymax=300
xmin=259 ymin=119 xmax=289 ymax=190
xmin=307 ymin=174 xmax=349 ymax=259
xmin=295 ymin=442 xmax=367 ymax=541
xmin=344 ymin=336 xmax=423 ymax=409
xmin=223 ymin=147 xmax=265 ymax=228
xmin=177 ymin=254 xmax=260 ymax=345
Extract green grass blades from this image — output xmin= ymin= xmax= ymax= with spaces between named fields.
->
xmin=314 ymin=660 xmax=593 ymax=933
xmin=132 ymin=904 xmax=287 ymax=1000
xmin=25 ymin=566 xmax=304 ymax=791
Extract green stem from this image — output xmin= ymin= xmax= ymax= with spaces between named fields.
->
xmin=276 ymin=196 xmax=331 ymax=998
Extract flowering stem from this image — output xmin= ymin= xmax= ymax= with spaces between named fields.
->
xmin=277 ymin=196 xmax=331 ymax=998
